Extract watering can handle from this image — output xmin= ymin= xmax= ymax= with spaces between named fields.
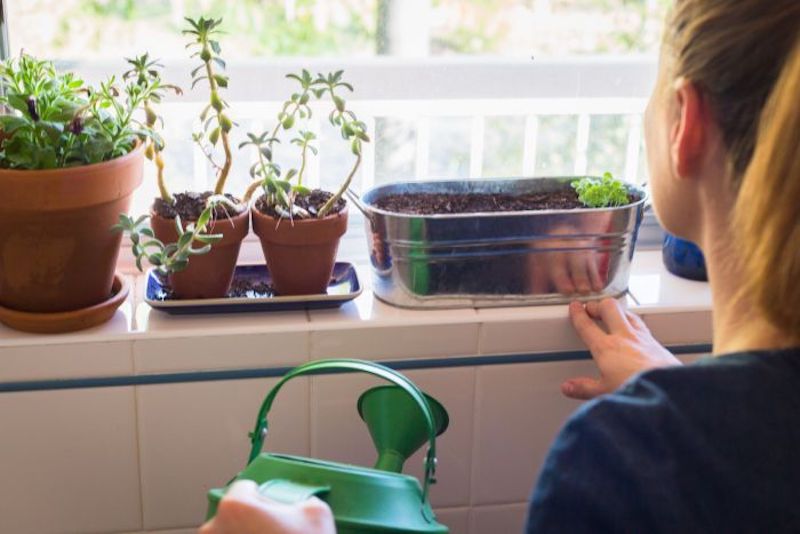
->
xmin=247 ymin=359 xmax=439 ymax=503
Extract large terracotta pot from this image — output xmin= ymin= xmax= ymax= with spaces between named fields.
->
xmin=150 ymin=207 xmax=249 ymax=299
xmin=0 ymin=144 xmax=144 ymax=313
xmin=252 ymin=206 xmax=348 ymax=295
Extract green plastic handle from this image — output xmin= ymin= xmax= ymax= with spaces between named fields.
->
xmin=259 ymin=480 xmax=330 ymax=504
xmin=247 ymin=359 xmax=439 ymax=503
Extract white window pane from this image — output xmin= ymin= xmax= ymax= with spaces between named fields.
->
xmin=428 ymin=117 xmax=470 ymax=179
xmin=482 ymin=116 xmax=525 ymax=178
xmin=534 ymin=115 xmax=577 ymax=176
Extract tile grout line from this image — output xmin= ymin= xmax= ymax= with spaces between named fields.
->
xmin=132 ymin=380 xmax=147 ymax=531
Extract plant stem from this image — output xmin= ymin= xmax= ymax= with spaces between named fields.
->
xmin=318 ymin=152 xmax=361 ymax=218
xmin=204 ymin=60 xmax=232 ymax=195
xmin=297 ymin=141 xmax=309 ymax=186
xmin=155 ymin=151 xmax=172 ymax=203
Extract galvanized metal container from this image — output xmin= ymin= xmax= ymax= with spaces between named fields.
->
xmin=350 ymin=177 xmax=646 ymax=308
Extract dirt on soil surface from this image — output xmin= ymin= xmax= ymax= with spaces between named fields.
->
xmin=373 ymin=190 xmax=636 ymax=215
xmin=152 ymin=191 xmax=244 ymax=220
xmin=255 ymin=189 xmax=346 ymax=218
xmin=228 ymin=278 xmax=275 ymax=298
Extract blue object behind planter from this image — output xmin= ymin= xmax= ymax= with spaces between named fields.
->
xmin=662 ymin=234 xmax=708 ymax=281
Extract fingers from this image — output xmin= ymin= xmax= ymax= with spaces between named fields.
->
xmin=561 ymin=377 xmax=607 ymax=400
xmin=587 ymin=298 xmax=633 ymax=335
xmin=569 ymin=301 xmax=608 ymax=353
xmin=568 ymin=253 xmax=592 ymax=294
xmin=225 ymin=479 xmax=260 ymax=501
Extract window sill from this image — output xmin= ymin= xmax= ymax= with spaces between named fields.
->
xmin=0 ymin=250 xmax=712 ymax=387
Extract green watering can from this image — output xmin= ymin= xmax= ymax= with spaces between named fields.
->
xmin=207 ymin=359 xmax=450 ymax=533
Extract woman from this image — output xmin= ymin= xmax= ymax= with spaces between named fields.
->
xmin=201 ymin=0 xmax=800 ymax=531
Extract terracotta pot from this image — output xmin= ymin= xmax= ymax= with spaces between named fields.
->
xmin=0 ymin=144 xmax=144 ymax=313
xmin=252 ymin=206 xmax=348 ymax=295
xmin=150 ymin=207 xmax=249 ymax=299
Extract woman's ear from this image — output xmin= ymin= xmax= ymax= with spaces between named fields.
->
xmin=670 ymin=78 xmax=708 ymax=179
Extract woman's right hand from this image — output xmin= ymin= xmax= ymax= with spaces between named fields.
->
xmin=199 ymin=480 xmax=336 ymax=534
xmin=563 ymin=299 xmax=682 ymax=400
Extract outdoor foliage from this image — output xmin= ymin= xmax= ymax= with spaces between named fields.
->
xmin=571 ymin=172 xmax=630 ymax=207
xmin=0 ymin=54 xmax=168 ymax=169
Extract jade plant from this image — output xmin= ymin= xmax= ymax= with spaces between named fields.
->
xmin=0 ymin=53 xmax=165 ymax=169
xmin=571 ymin=172 xmax=631 ymax=208
xmin=114 ymin=17 xmax=242 ymax=277
xmin=241 ymin=69 xmax=369 ymax=219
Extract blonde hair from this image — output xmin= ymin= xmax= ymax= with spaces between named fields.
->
xmin=662 ymin=2 xmax=800 ymax=340
xmin=735 ymin=40 xmax=800 ymax=340
xmin=665 ymin=0 xmax=800 ymax=178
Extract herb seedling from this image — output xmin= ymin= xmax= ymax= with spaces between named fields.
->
xmin=0 ymin=54 xmax=166 ymax=169
xmin=241 ymin=69 xmax=369 ymax=219
xmin=571 ymin=172 xmax=630 ymax=208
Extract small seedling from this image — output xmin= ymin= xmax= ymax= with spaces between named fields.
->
xmin=571 ymin=172 xmax=630 ymax=208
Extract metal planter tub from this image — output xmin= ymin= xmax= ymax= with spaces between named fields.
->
xmin=350 ymin=177 xmax=647 ymax=309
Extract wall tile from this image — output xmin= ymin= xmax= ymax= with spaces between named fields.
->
xmin=469 ymin=503 xmax=529 ymax=534
xmin=0 ymin=387 xmax=141 ymax=534
xmin=0 ymin=340 xmax=133 ymax=382
xmin=472 ymin=361 xmax=592 ymax=505
xmin=136 ymin=377 xmax=309 ymax=530
xmin=641 ymin=311 xmax=713 ymax=345
xmin=133 ymin=330 xmax=308 ymax=374
xmin=436 ymin=507 xmax=469 ymax=534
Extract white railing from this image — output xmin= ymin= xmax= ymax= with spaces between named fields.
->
xmin=65 ymin=58 xmax=659 ymax=265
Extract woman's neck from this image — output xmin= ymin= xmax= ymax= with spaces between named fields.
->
xmin=700 ymin=201 xmax=795 ymax=355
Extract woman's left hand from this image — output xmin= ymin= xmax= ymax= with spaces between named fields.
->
xmin=563 ymin=299 xmax=682 ymax=400
xmin=199 ymin=480 xmax=336 ymax=534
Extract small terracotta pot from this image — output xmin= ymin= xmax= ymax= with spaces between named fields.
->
xmin=0 ymin=144 xmax=144 ymax=313
xmin=150 ymin=207 xmax=249 ymax=299
xmin=252 ymin=206 xmax=348 ymax=295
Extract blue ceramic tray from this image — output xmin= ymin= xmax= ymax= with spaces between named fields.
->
xmin=145 ymin=263 xmax=361 ymax=314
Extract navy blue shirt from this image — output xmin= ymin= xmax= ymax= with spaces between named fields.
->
xmin=526 ymin=349 xmax=800 ymax=533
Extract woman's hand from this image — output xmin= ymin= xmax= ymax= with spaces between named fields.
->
xmin=199 ymin=480 xmax=336 ymax=534
xmin=563 ymin=299 xmax=682 ymax=400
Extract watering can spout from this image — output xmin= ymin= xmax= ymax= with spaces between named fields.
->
xmin=358 ymin=385 xmax=449 ymax=473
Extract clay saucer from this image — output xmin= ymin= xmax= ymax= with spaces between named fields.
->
xmin=0 ymin=274 xmax=130 ymax=334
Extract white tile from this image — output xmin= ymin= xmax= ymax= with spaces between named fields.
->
xmin=310 ymin=322 xmax=480 ymax=360
xmin=627 ymin=250 xmax=712 ymax=312
xmin=436 ymin=507 xmax=469 ymax=534
xmin=133 ymin=330 xmax=308 ymax=374
xmin=641 ymin=311 xmax=713 ymax=345
xmin=472 ymin=361 xmax=592 ymax=505
xmin=0 ymin=387 xmax=141 ymax=534
xmin=0 ymin=340 xmax=133 ymax=382
xmin=478 ymin=305 xmax=585 ymax=355
xmin=310 ymin=367 xmax=476 ymax=508
xmin=137 ymin=377 xmax=310 ymax=530
xmin=469 ymin=503 xmax=529 ymax=534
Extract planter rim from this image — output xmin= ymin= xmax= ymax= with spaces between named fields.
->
xmin=150 ymin=205 xmax=251 ymax=245
xmin=359 ymin=176 xmax=648 ymax=220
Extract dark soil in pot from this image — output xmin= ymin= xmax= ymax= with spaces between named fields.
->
xmin=373 ymin=190 xmax=637 ymax=215
xmin=252 ymin=190 xmax=348 ymax=296
xmin=255 ymin=189 xmax=346 ymax=218
xmin=150 ymin=191 xmax=249 ymax=299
